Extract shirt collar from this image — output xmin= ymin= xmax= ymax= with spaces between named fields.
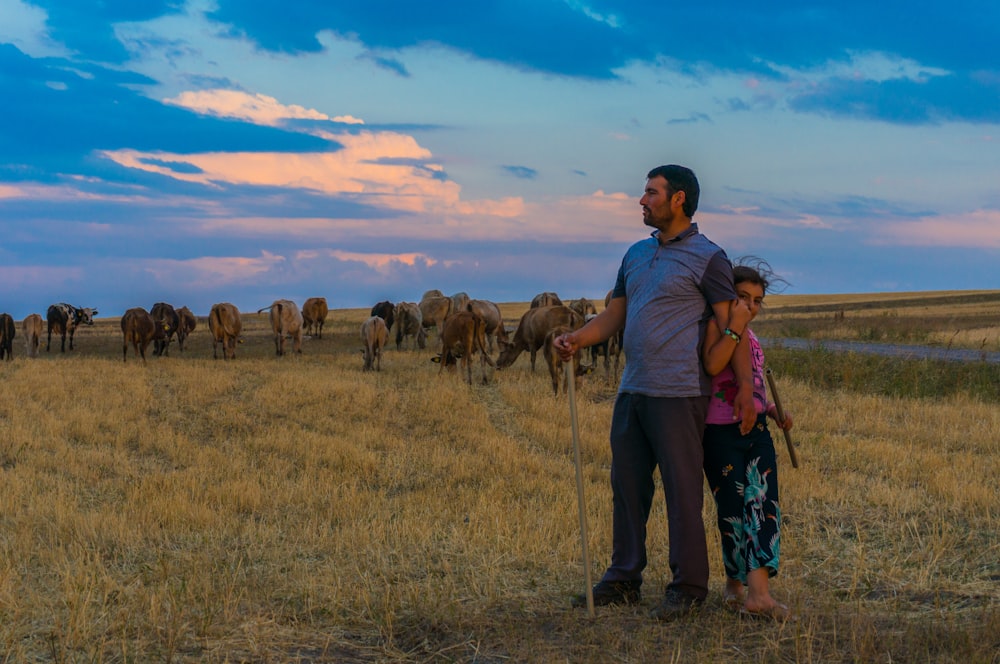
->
xmin=651 ymin=222 xmax=699 ymax=244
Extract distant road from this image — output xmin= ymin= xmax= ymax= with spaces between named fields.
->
xmin=759 ymin=338 xmax=1000 ymax=365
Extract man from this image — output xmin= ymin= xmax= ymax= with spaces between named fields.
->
xmin=554 ymin=164 xmax=756 ymax=619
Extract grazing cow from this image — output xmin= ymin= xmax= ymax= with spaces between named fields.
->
xmin=432 ymin=311 xmax=495 ymax=385
xmin=120 ymin=307 xmax=169 ymax=364
xmin=46 ymin=303 xmax=98 ymax=352
xmin=543 ymin=324 xmax=589 ymax=396
xmin=421 ymin=289 xmax=445 ymax=301
xmin=209 ymin=302 xmax=242 ymax=360
xmin=370 ymin=301 xmax=395 ymax=337
xmin=394 ymin=301 xmax=426 ymax=350
xmin=569 ymin=297 xmax=598 ymax=319
xmin=0 ymin=313 xmax=14 ymax=361
xmin=583 ymin=313 xmax=614 ymax=383
xmin=466 ymin=299 xmax=508 ymax=354
xmin=419 ymin=295 xmax=452 ymax=342
xmin=301 ymin=297 xmax=329 ymax=338
xmin=150 ymin=302 xmax=180 ymax=357
xmin=496 ymin=305 xmax=585 ymax=371
xmin=258 ymin=299 xmax=303 ymax=356
xmin=22 ymin=313 xmax=43 ymax=358
xmin=361 ymin=315 xmax=388 ymax=371
xmin=530 ymin=292 xmax=563 ymax=308
xmin=175 ymin=306 xmax=197 ymax=351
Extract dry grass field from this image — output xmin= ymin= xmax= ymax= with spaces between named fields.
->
xmin=0 ymin=295 xmax=997 ymax=663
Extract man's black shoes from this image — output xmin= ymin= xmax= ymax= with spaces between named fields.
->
xmin=649 ymin=587 xmax=704 ymax=620
xmin=570 ymin=580 xmax=641 ymax=608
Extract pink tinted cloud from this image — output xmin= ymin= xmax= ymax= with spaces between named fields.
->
xmin=878 ymin=209 xmax=1000 ymax=248
xmin=141 ymin=252 xmax=287 ymax=287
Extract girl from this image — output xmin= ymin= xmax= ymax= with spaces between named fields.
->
xmin=702 ymin=260 xmax=793 ymax=620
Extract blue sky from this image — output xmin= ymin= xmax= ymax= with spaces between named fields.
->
xmin=2 ymin=0 xmax=998 ymax=318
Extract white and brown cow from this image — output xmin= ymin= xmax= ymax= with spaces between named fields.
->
xmin=150 ymin=302 xmax=180 ymax=357
xmin=496 ymin=305 xmax=585 ymax=371
xmin=432 ymin=310 xmax=495 ymax=385
xmin=466 ymin=299 xmax=508 ymax=354
xmin=175 ymin=306 xmax=197 ymax=351
xmin=0 ymin=313 xmax=14 ymax=361
xmin=121 ymin=307 xmax=169 ymax=364
xmin=301 ymin=297 xmax=329 ymax=338
xmin=258 ymin=299 xmax=303 ymax=356
xmin=46 ymin=303 xmax=98 ymax=352
xmin=394 ymin=301 xmax=426 ymax=350
xmin=361 ymin=315 xmax=388 ymax=371
xmin=530 ymin=291 xmax=563 ymax=308
xmin=21 ymin=313 xmax=43 ymax=358
xmin=209 ymin=302 xmax=242 ymax=360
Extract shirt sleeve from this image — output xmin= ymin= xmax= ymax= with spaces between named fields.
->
xmin=699 ymin=249 xmax=736 ymax=305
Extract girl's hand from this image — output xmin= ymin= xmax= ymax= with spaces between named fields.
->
xmin=767 ymin=404 xmax=793 ymax=431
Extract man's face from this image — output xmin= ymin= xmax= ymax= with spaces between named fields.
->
xmin=640 ymin=176 xmax=675 ymax=229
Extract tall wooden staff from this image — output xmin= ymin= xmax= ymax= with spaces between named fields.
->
xmin=566 ymin=361 xmax=595 ymax=616
xmin=765 ymin=367 xmax=800 ymax=468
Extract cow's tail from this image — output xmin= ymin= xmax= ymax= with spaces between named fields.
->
xmin=475 ymin=317 xmax=496 ymax=367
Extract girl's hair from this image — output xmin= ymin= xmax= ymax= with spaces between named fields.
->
xmin=732 ymin=256 xmax=789 ymax=295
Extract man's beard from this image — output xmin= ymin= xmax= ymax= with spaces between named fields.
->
xmin=643 ymin=207 xmax=673 ymax=229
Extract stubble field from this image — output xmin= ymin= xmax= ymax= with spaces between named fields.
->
xmin=0 ymin=294 xmax=997 ymax=662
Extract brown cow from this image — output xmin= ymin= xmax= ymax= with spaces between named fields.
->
xmin=258 ymin=299 xmax=303 ymax=356
xmin=209 ymin=302 xmax=242 ymax=360
xmin=450 ymin=292 xmax=470 ymax=315
xmin=394 ymin=301 xmax=426 ymax=350
xmin=120 ymin=307 xmax=169 ymax=364
xmin=466 ymin=299 xmax=508 ymax=354
xmin=46 ymin=303 xmax=98 ymax=352
xmin=569 ymin=297 xmax=598 ymax=318
xmin=361 ymin=315 xmax=388 ymax=371
xmin=175 ymin=306 xmax=197 ymax=351
xmin=370 ymin=301 xmax=395 ymax=336
xmin=530 ymin=291 xmax=563 ymax=308
xmin=22 ymin=313 xmax=43 ymax=358
xmin=150 ymin=302 xmax=180 ymax=356
xmin=543 ymin=324 xmax=588 ymax=396
xmin=419 ymin=295 xmax=452 ymax=342
xmin=0 ymin=313 xmax=14 ymax=361
xmin=496 ymin=305 xmax=585 ymax=371
xmin=432 ymin=311 xmax=495 ymax=385
xmin=301 ymin=297 xmax=329 ymax=338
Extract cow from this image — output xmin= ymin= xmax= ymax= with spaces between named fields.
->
xmin=583 ymin=312 xmax=614 ymax=383
xmin=496 ymin=305 xmax=585 ymax=371
xmin=46 ymin=303 xmax=98 ymax=352
xmin=120 ymin=307 xmax=169 ymax=364
xmin=0 ymin=313 xmax=14 ymax=361
xmin=258 ymin=299 xmax=303 ymax=356
xmin=419 ymin=294 xmax=452 ymax=342
xmin=302 ymin=297 xmax=329 ymax=338
xmin=569 ymin=297 xmax=598 ymax=319
xmin=209 ymin=302 xmax=242 ymax=360
xmin=466 ymin=299 xmax=508 ymax=354
xmin=394 ymin=301 xmax=426 ymax=350
xmin=604 ymin=288 xmax=624 ymax=379
xmin=543 ymin=324 xmax=588 ymax=396
xmin=421 ymin=289 xmax=445 ymax=301
xmin=150 ymin=302 xmax=180 ymax=357
xmin=175 ymin=306 xmax=197 ymax=351
xmin=370 ymin=301 xmax=395 ymax=337
xmin=22 ymin=313 xmax=43 ymax=358
xmin=431 ymin=310 xmax=495 ymax=385
xmin=530 ymin=292 xmax=563 ymax=308
xmin=450 ymin=292 xmax=470 ymax=315
xmin=361 ymin=315 xmax=388 ymax=371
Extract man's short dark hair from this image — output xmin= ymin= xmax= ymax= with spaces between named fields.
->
xmin=647 ymin=164 xmax=699 ymax=218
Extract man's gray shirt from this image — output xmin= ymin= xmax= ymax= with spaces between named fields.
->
xmin=612 ymin=224 xmax=735 ymax=398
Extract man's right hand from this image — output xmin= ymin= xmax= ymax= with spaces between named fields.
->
xmin=553 ymin=333 xmax=578 ymax=362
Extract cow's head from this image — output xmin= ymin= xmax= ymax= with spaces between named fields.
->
xmin=78 ymin=308 xmax=98 ymax=325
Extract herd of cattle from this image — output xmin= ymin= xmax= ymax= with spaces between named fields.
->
xmin=0 ymin=291 xmax=624 ymax=394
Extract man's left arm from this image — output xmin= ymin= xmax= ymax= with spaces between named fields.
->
xmin=711 ymin=299 xmax=756 ymax=435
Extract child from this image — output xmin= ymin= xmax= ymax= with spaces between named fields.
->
xmin=702 ymin=260 xmax=793 ymax=620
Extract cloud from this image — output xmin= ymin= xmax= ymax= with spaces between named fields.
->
xmin=502 ymin=165 xmax=538 ymax=180
xmin=877 ymin=209 xmax=1000 ymax=248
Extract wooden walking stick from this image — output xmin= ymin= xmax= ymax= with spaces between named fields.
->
xmin=565 ymin=360 xmax=595 ymax=616
xmin=765 ymin=367 xmax=800 ymax=468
